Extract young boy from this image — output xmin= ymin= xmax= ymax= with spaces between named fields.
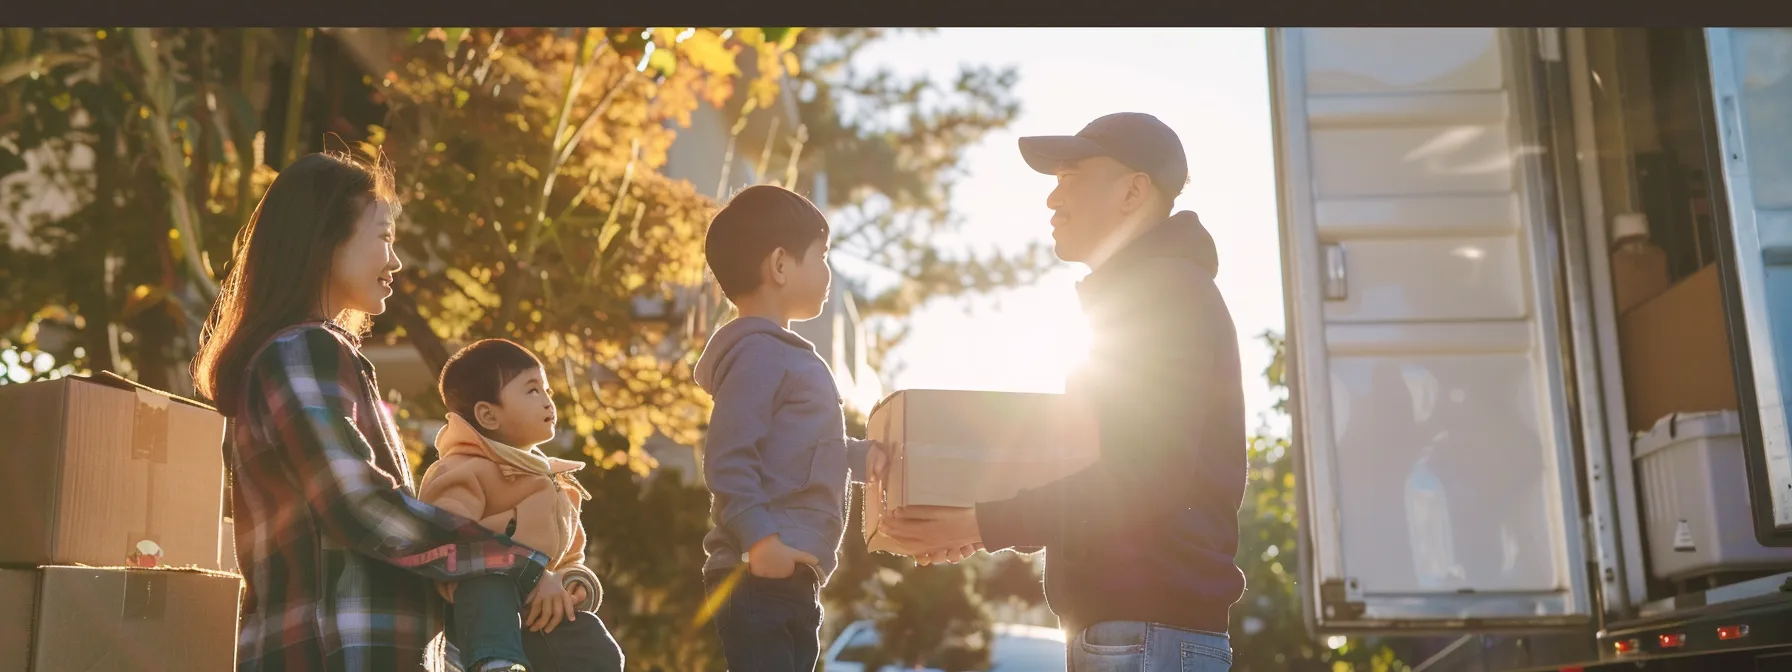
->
xmin=420 ymin=339 xmax=625 ymax=672
xmin=696 ymin=185 xmax=879 ymax=670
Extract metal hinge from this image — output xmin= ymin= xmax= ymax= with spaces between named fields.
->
xmin=1537 ymin=28 xmax=1563 ymax=62
xmin=1320 ymin=578 xmax=1367 ymax=621
xmin=1585 ymin=513 xmax=1601 ymax=562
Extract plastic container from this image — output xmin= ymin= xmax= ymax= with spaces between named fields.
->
xmin=1633 ymin=410 xmax=1792 ymax=580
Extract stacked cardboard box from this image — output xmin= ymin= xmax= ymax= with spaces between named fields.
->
xmin=0 ymin=373 xmax=239 ymax=669
xmin=1618 ymin=265 xmax=1740 ymax=433
xmin=863 ymin=389 xmax=1102 ymax=554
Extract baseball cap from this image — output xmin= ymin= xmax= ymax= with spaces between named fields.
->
xmin=1018 ymin=112 xmax=1189 ymax=198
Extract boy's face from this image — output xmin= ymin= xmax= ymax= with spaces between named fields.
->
xmin=473 ymin=365 xmax=557 ymax=447
xmin=784 ymin=238 xmax=832 ymax=322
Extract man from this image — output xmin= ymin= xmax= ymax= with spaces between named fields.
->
xmin=879 ymin=112 xmax=1246 ymax=671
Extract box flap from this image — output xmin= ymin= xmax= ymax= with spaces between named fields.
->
xmin=82 ymin=371 xmax=217 ymax=413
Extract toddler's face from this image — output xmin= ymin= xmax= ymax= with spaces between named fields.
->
xmin=480 ymin=365 xmax=557 ymax=447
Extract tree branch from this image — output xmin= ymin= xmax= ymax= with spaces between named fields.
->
xmin=387 ymin=278 xmax=450 ymax=378
xmin=497 ymin=31 xmax=615 ymax=329
xmin=128 ymin=28 xmax=219 ymax=303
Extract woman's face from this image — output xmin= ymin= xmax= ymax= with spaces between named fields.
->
xmin=326 ymin=199 xmax=403 ymax=317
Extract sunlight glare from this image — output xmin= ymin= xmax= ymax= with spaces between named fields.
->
xmin=893 ymin=271 xmax=1092 ymax=394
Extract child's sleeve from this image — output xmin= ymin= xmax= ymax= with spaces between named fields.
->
xmin=701 ymin=334 xmax=790 ymax=552
xmin=416 ymin=459 xmax=487 ymax=523
xmin=252 ymin=327 xmax=549 ymax=597
xmin=846 ymin=438 xmax=873 ymax=485
xmin=559 ymin=520 xmax=602 ymax=612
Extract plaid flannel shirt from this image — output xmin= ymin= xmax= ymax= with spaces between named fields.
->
xmin=230 ymin=322 xmax=549 ymax=671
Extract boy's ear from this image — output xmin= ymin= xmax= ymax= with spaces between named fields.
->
xmin=764 ymin=247 xmax=789 ymax=287
xmin=473 ymin=400 xmax=501 ymax=431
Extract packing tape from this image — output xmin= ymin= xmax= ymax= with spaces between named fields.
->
xmin=122 ymin=571 xmax=167 ymax=620
xmin=132 ymin=388 xmax=170 ymax=464
xmin=131 ymin=389 xmax=171 ymax=567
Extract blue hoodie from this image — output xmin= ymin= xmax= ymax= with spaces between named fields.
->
xmin=694 ymin=316 xmax=872 ymax=583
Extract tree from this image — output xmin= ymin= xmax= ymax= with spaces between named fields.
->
xmin=370 ymin=27 xmax=799 ymax=470
xmin=0 ymin=28 xmax=298 ymax=393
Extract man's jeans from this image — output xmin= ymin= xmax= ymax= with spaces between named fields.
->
xmin=704 ymin=568 xmax=823 ymax=672
xmin=1068 ymin=621 xmax=1233 ymax=672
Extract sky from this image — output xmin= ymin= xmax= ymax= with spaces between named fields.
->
xmin=845 ymin=28 xmax=1287 ymax=426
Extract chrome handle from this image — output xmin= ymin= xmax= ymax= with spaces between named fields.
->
xmin=1323 ymin=242 xmax=1348 ymax=301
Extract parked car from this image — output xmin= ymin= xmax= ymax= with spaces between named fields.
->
xmin=821 ymin=620 xmax=1067 ymax=672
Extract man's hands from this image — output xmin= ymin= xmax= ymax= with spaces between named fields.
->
xmin=882 ymin=505 xmax=985 ymax=566
xmin=869 ymin=441 xmax=984 ymax=566
xmin=748 ymin=534 xmax=820 ymax=579
xmin=524 ymin=569 xmax=579 ymax=633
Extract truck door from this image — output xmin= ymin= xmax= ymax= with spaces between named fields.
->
xmin=1270 ymin=28 xmax=1596 ymax=631
xmin=1705 ymin=28 xmax=1792 ymax=545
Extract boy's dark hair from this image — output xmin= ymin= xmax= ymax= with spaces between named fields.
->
xmin=438 ymin=338 xmax=543 ymax=424
xmin=704 ymin=184 xmax=830 ymax=300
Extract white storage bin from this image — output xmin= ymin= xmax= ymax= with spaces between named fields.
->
xmin=1634 ymin=410 xmax=1792 ymax=580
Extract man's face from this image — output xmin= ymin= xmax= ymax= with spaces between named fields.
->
xmin=1044 ymin=156 xmax=1146 ymax=263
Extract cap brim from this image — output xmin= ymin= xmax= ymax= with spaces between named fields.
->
xmin=1018 ymin=136 xmax=1107 ymax=175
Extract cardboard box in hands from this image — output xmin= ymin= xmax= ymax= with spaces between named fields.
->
xmin=863 ymin=390 xmax=1100 ymax=555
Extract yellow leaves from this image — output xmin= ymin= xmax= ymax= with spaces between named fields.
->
xmin=782 ymin=51 xmax=800 ymax=77
xmin=676 ymin=29 xmax=739 ymax=77
xmin=646 ymin=48 xmax=677 ymax=77
xmin=366 ymin=124 xmax=387 ymax=146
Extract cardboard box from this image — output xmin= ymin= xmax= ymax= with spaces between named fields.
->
xmin=1618 ymin=264 xmax=1741 ymax=433
xmin=863 ymin=390 xmax=1100 ymax=554
xmin=0 ymin=565 xmax=241 ymax=671
xmin=1611 ymin=246 xmax=1671 ymax=315
xmin=0 ymin=373 xmax=228 ymax=569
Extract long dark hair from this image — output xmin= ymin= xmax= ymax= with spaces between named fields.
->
xmin=192 ymin=151 xmax=398 ymax=414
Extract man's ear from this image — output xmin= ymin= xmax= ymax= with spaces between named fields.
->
xmin=473 ymin=400 xmax=501 ymax=431
xmin=1123 ymin=172 xmax=1153 ymax=215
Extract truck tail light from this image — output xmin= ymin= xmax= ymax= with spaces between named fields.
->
xmin=1658 ymin=633 xmax=1686 ymax=648
xmin=1718 ymin=624 xmax=1749 ymax=641
xmin=1614 ymin=638 xmax=1640 ymax=655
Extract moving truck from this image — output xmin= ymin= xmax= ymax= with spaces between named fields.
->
xmin=1269 ymin=28 xmax=1792 ymax=670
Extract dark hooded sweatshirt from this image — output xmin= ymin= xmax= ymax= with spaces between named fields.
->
xmin=975 ymin=211 xmax=1248 ymax=635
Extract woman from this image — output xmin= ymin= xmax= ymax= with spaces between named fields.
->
xmin=193 ymin=152 xmax=553 ymax=672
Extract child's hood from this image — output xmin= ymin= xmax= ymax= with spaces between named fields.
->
xmin=693 ymin=316 xmax=816 ymax=395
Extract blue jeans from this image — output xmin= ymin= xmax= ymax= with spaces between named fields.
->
xmin=1068 ymin=622 xmax=1233 ymax=672
xmin=445 ymin=575 xmax=625 ymax=672
xmin=449 ymin=574 xmax=531 ymax=670
xmin=704 ymin=568 xmax=823 ymax=672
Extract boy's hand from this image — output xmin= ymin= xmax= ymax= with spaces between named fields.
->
xmin=568 ymin=581 xmax=589 ymax=606
xmin=437 ymin=581 xmax=457 ymax=603
xmin=525 ymin=570 xmax=579 ymax=634
xmin=748 ymin=534 xmax=820 ymax=579
xmin=867 ymin=440 xmax=891 ymax=482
